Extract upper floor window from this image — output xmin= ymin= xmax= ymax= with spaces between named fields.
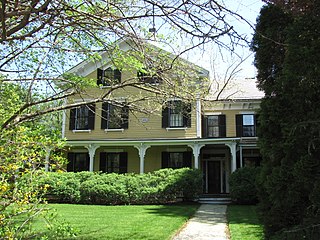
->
xmin=137 ymin=69 xmax=161 ymax=84
xmin=97 ymin=67 xmax=121 ymax=86
xmin=202 ymin=115 xmax=226 ymax=138
xmin=99 ymin=152 xmax=128 ymax=173
xmin=69 ymin=104 xmax=95 ymax=130
xmin=161 ymin=152 xmax=192 ymax=169
xmin=67 ymin=152 xmax=89 ymax=172
xmin=162 ymin=100 xmax=191 ymax=128
xmin=101 ymin=102 xmax=129 ymax=129
xmin=236 ymin=114 xmax=258 ymax=137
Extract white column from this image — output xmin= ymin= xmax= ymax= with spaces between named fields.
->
xmin=196 ymin=95 xmax=202 ymax=138
xmin=61 ymin=98 xmax=67 ymax=138
xmin=188 ymin=143 xmax=205 ymax=169
xmin=134 ymin=144 xmax=151 ymax=174
xmin=86 ymin=144 xmax=99 ymax=172
xmin=226 ymin=142 xmax=237 ymax=173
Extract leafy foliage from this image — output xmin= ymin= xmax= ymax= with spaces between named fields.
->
xmin=229 ymin=167 xmax=260 ymax=204
xmin=252 ymin=1 xmax=320 ymax=237
xmin=38 ymin=168 xmax=202 ymax=205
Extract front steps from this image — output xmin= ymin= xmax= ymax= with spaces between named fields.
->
xmin=197 ymin=194 xmax=232 ymax=205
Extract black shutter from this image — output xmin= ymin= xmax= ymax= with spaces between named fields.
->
xmin=121 ymin=106 xmax=129 ymax=129
xmin=101 ymin=103 xmax=108 ymax=129
xmin=67 ymin=152 xmax=75 ymax=172
xmin=236 ymin=114 xmax=243 ymax=137
xmin=202 ymin=115 xmax=207 ymax=138
xmin=161 ymin=152 xmax=169 ymax=168
xmin=114 ymin=69 xmax=121 ymax=83
xmin=119 ymin=152 xmax=128 ymax=173
xmin=219 ymin=115 xmax=226 ymax=137
xmin=183 ymin=152 xmax=192 ymax=168
xmin=97 ymin=68 xmax=103 ymax=85
xmin=88 ymin=104 xmax=95 ymax=130
xmin=162 ymin=103 xmax=169 ymax=128
xmin=183 ymin=103 xmax=191 ymax=127
xmin=100 ymin=152 xmax=106 ymax=172
xmin=69 ymin=108 xmax=76 ymax=130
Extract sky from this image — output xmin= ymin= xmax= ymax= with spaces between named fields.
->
xmin=185 ymin=0 xmax=265 ymax=99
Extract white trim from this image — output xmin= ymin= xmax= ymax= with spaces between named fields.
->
xmin=204 ymin=112 xmax=223 ymax=115
xmin=72 ymin=130 xmax=92 ymax=133
xmin=166 ymin=127 xmax=187 ymax=131
xmin=104 ymin=128 xmax=124 ymax=133
xmin=239 ymin=111 xmax=255 ymax=114
xmin=196 ymin=97 xmax=201 ymax=138
xmin=62 ymin=98 xmax=67 ymax=138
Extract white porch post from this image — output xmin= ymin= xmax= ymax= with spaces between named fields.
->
xmin=226 ymin=142 xmax=237 ymax=173
xmin=240 ymin=146 xmax=243 ymax=168
xmin=196 ymin=95 xmax=202 ymax=138
xmin=86 ymin=144 xmax=99 ymax=172
xmin=188 ymin=143 xmax=205 ymax=169
xmin=134 ymin=144 xmax=151 ymax=174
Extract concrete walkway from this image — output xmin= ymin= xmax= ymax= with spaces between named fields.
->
xmin=172 ymin=204 xmax=229 ymax=240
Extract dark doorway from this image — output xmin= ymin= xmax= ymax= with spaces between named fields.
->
xmin=203 ymin=161 xmax=221 ymax=194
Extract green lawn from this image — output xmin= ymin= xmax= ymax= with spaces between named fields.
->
xmin=36 ymin=203 xmax=199 ymax=240
xmin=227 ymin=205 xmax=264 ymax=240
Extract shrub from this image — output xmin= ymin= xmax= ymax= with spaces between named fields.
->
xmin=38 ymin=172 xmax=81 ymax=203
xmin=229 ymin=167 xmax=260 ymax=204
xmin=40 ymin=168 xmax=202 ymax=205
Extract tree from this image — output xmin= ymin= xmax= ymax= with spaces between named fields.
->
xmin=0 ymin=0 xmax=250 ymax=129
xmin=252 ymin=1 xmax=320 ymax=237
xmin=0 ymin=1 xmax=256 ymax=238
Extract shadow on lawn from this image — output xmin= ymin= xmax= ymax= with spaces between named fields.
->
xmin=144 ymin=202 xmax=200 ymax=218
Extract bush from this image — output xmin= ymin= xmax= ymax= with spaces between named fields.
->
xmin=38 ymin=172 xmax=81 ymax=203
xmin=229 ymin=167 xmax=260 ymax=204
xmin=40 ymin=168 xmax=202 ymax=205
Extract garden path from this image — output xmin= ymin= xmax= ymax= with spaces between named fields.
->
xmin=172 ymin=204 xmax=229 ymax=240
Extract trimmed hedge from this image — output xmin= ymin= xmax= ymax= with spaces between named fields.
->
xmin=229 ymin=167 xmax=261 ymax=204
xmin=38 ymin=168 xmax=202 ymax=205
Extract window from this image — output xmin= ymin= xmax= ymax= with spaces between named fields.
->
xmin=137 ymin=69 xmax=161 ymax=84
xmin=67 ymin=153 xmax=89 ymax=172
xmin=101 ymin=102 xmax=129 ymax=129
xmin=236 ymin=114 xmax=258 ymax=137
xmin=161 ymin=152 xmax=192 ymax=169
xmin=97 ymin=67 xmax=121 ymax=86
xmin=202 ymin=115 xmax=226 ymax=138
xmin=69 ymin=104 xmax=95 ymax=130
xmin=99 ymin=152 xmax=128 ymax=173
xmin=162 ymin=100 xmax=191 ymax=128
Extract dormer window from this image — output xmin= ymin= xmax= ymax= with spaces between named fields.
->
xmin=97 ymin=68 xmax=121 ymax=86
xmin=137 ymin=69 xmax=161 ymax=84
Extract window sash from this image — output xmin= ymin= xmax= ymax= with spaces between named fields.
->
xmin=107 ymin=153 xmax=120 ymax=173
xmin=107 ymin=104 xmax=123 ymax=129
xmin=75 ymin=106 xmax=89 ymax=130
xmin=168 ymin=152 xmax=184 ymax=169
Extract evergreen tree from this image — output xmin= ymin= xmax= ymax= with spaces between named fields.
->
xmin=252 ymin=2 xmax=320 ymax=237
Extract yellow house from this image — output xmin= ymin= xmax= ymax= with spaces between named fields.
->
xmin=62 ymin=40 xmax=261 ymax=195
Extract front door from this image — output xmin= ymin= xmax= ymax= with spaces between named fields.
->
xmin=203 ymin=160 xmax=222 ymax=194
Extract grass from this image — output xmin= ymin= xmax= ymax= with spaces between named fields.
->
xmin=34 ymin=203 xmax=199 ymax=240
xmin=227 ymin=205 xmax=264 ymax=240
